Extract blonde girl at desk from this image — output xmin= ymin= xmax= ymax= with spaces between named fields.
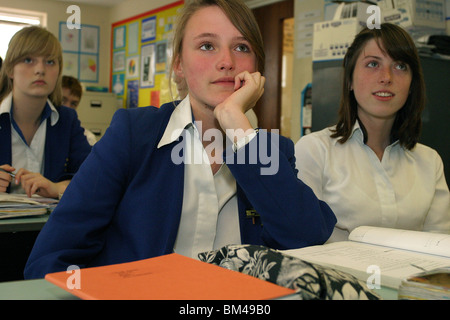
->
xmin=294 ymin=23 xmax=450 ymax=242
xmin=0 ymin=26 xmax=91 ymax=199
xmin=25 ymin=0 xmax=336 ymax=278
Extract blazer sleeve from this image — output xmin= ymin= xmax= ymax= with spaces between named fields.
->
xmin=24 ymin=109 xmax=134 ymax=279
xmin=65 ymin=109 xmax=92 ymax=175
xmin=225 ymin=130 xmax=336 ymax=249
xmin=44 ymin=106 xmax=92 ymax=182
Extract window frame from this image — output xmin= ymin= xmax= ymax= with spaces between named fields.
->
xmin=0 ymin=7 xmax=47 ymax=60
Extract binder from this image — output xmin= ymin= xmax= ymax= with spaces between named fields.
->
xmin=45 ymin=253 xmax=295 ymax=300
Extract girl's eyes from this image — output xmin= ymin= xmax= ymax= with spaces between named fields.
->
xmin=22 ymin=57 xmax=56 ymax=65
xmin=199 ymin=43 xmax=251 ymax=53
xmin=200 ymin=43 xmax=214 ymax=51
xmin=366 ymin=60 xmax=408 ymax=71
xmin=394 ymin=63 xmax=408 ymax=71
xmin=235 ymin=44 xmax=250 ymax=53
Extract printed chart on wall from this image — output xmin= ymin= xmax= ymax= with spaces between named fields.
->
xmin=111 ymin=1 xmax=184 ymax=108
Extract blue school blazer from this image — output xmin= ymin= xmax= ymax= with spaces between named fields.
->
xmin=24 ymin=102 xmax=336 ymax=279
xmin=0 ymin=106 xmax=92 ymax=189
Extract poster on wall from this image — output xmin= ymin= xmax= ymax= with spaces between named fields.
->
xmin=112 ymin=73 xmax=125 ymax=96
xmin=60 ymin=27 xmax=79 ymax=52
xmin=127 ymin=80 xmax=139 ymax=108
xmin=114 ymin=25 xmax=126 ymax=49
xmin=62 ymin=52 xmax=79 ymax=78
xmin=79 ymin=54 xmax=98 ymax=82
xmin=141 ymin=16 xmax=156 ymax=42
xmin=140 ymin=44 xmax=155 ymax=88
xmin=111 ymin=1 xmax=184 ymax=108
xmin=113 ymin=51 xmax=126 ymax=72
xmin=126 ymin=56 xmax=139 ymax=79
xmin=81 ymin=25 xmax=99 ymax=54
xmin=128 ymin=22 xmax=139 ymax=55
xmin=155 ymin=41 xmax=167 ymax=73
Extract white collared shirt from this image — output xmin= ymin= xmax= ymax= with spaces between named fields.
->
xmin=0 ymin=93 xmax=59 ymax=194
xmin=295 ymin=122 xmax=450 ymax=242
xmin=158 ymin=96 xmax=241 ymax=259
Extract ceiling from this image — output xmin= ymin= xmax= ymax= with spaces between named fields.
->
xmin=53 ymin=0 xmax=256 ymax=7
xmin=53 ymin=0 xmax=125 ymax=6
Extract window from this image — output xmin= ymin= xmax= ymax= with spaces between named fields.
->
xmin=0 ymin=7 xmax=47 ymax=60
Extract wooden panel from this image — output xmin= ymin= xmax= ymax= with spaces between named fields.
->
xmin=252 ymin=0 xmax=294 ymax=131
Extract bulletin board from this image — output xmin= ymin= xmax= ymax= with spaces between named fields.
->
xmin=110 ymin=0 xmax=184 ymax=109
xmin=59 ymin=22 xmax=100 ymax=83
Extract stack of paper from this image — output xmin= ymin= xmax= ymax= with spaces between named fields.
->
xmin=398 ymin=267 xmax=450 ymax=300
xmin=0 ymin=193 xmax=58 ymax=219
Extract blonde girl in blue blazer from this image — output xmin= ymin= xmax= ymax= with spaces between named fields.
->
xmin=0 ymin=26 xmax=91 ymax=199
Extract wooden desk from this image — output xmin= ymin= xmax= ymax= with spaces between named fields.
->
xmin=0 ymin=214 xmax=49 ymax=233
xmin=0 ymin=277 xmax=397 ymax=300
xmin=0 ymin=218 xmax=401 ymax=299
xmin=0 ymin=278 xmax=77 ymax=300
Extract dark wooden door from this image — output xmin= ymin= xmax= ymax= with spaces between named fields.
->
xmin=252 ymin=0 xmax=294 ymax=131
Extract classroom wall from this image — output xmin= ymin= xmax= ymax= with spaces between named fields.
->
xmin=290 ymin=0 xmax=322 ymax=142
xmin=109 ymin=0 xmax=169 ymax=23
xmin=0 ymin=0 xmax=171 ymax=88
xmin=0 ymin=0 xmax=111 ymax=86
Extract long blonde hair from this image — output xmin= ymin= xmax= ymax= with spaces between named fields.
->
xmin=0 ymin=26 xmax=63 ymax=106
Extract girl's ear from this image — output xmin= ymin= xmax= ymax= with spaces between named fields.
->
xmin=173 ymin=56 xmax=184 ymax=78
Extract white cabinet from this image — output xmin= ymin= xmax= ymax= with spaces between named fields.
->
xmin=76 ymin=92 xmax=119 ymax=141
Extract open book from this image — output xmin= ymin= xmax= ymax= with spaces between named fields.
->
xmin=0 ymin=192 xmax=58 ymax=219
xmin=283 ymin=226 xmax=450 ymax=290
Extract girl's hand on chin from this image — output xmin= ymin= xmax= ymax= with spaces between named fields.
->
xmin=214 ymin=71 xmax=265 ymax=132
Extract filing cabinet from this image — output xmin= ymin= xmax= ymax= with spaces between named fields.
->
xmin=76 ymin=91 xmax=119 ymax=141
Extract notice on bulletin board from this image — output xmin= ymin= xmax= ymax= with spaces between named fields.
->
xmin=110 ymin=0 xmax=184 ymax=108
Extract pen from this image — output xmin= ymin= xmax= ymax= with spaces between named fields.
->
xmin=410 ymin=263 xmax=428 ymax=272
xmin=0 ymin=168 xmax=16 ymax=178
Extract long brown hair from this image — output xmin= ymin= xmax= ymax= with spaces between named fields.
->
xmin=331 ymin=23 xmax=425 ymax=150
xmin=169 ymin=0 xmax=265 ymax=100
xmin=0 ymin=26 xmax=63 ymax=106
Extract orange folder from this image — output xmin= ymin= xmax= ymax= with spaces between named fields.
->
xmin=45 ymin=253 xmax=295 ymax=300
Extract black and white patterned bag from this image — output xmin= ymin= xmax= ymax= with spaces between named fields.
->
xmin=199 ymin=244 xmax=381 ymax=300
